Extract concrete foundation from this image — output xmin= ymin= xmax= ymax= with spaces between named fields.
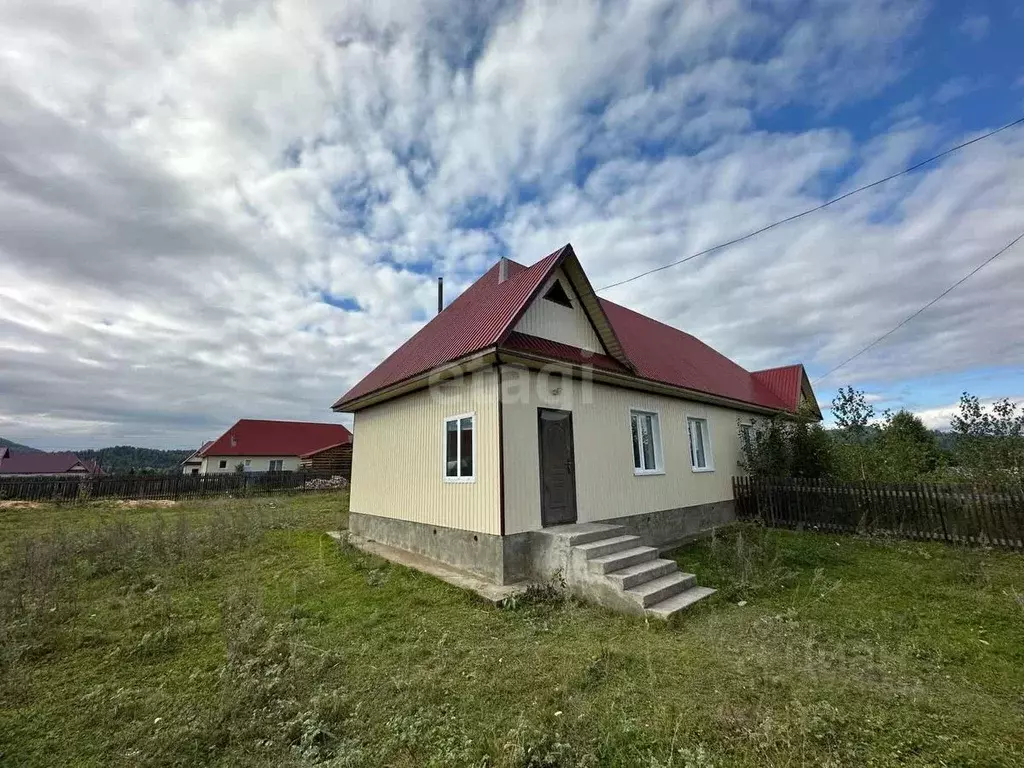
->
xmin=349 ymin=500 xmax=733 ymax=587
xmin=602 ymin=499 xmax=736 ymax=554
xmin=348 ymin=512 xmax=532 ymax=585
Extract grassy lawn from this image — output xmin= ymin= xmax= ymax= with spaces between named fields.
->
xmin=1 ymin=494 xmax=1022 ymax=767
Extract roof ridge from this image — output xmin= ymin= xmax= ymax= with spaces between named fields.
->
xmin=232 ymin=418 xmax=348 ymax=425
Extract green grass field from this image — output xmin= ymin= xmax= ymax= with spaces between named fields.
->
xmin=1 ymin=493 xmax=1022 ymax=767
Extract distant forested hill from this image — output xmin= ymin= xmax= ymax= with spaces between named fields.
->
xmin=76 ymin=446 xmax=194 ymax=473
xmin=0 ymin=438 xmax=42 ymax=453
xmin=1 ymin=439 xmax=192 ymax=472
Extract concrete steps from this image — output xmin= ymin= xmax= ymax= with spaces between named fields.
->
xmin=564 ymin=527 xmax=715 ymax=619
xmin=588 ymin=545 xmax=658 ymax=574
xmin=605 ymin=558 xmax=677 ymax=589
xmin=646 ymin=586 xmax=717 ymax=619
xmin=575 ymin=534 xmax=642 ymax=559
xmin=626 ymin=572 xmax=697 ymax=607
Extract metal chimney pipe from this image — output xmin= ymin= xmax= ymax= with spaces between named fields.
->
xmin=437 ymin=276 xmax=443 ymax=314
xmin=498 ymin=257 xmax=509 ymax=283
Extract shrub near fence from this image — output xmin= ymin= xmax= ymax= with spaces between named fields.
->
xmin=733 ymin=476 xmax=1024 ymax=551
xmin=0 ymin=470 xmax=348 ymax=504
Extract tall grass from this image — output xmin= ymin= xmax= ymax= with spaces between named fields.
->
xmin=697 ymin=522 xmax=800 ymax=601
xmin=0 ymin=504 xmax=327 ymax=700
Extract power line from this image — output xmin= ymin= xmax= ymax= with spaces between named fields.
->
xmin=595 ymin=115 xmax=1024 ymax=293
xmin=812 ymin=228 xmax=1024 ymax=385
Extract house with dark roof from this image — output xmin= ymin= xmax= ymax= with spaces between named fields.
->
xmin=332 ymin=244 xmax=819 ymax=618
xmin=180 ymin=441 xmax=214 ymax=475
xmin=0 ymin=448 xmax=103 ymax=476
xmin=192 ymin=420 xmax=352 ymax=475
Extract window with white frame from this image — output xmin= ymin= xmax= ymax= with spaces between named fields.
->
xmin=630 ymin=409 xmax=663 ymax=474
xmin=269 ymin=459 xmax=284 ymax=472
xmin=444 ymin=414 xmax=475 ymax=481
xmin=687 ymin=417 xmax=714 ymax=471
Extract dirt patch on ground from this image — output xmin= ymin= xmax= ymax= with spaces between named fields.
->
xmin=0 ymin=500 xmax=43 ymax=509
xmin=113 ymin=499 xmax=179 ymax=508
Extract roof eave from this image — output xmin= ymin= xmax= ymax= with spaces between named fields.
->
xmin=799 ymin=366 xmax=823 ymax=421
xmin=333 ymin=348 xmax=500 ymax=412
xmin=299 ymin=440 xmax=353 ymax=459
xmin=496 ymin=349 xmax=796 ymax=418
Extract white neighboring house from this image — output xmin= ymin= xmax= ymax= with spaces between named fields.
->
xmin=184 ymin=419 xmax=352 ymax=475
xmin=180 ymin=441 xmax=213 ymax=475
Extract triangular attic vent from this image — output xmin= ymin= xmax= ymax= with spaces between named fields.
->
xmin=543 ymin=280 xmax=572 ymax=308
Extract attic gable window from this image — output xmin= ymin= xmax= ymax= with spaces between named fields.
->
xmin=543 ymin=280 xmax=573 ymax=308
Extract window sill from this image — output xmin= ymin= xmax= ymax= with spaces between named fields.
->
xmin=690 ymin=467 xmax=715 ymax=473
xmin=444 ymin=476 xmax=476 ymax=484
xmin=633 ymin=469 xmax=665 ymax=477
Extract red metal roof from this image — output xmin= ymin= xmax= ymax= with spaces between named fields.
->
xmin=0 ymin=451 xmax=99 ymax=475
xmin=502 ymin=331 xmax=630 ymax=374
xmin=597 ymin=300 xmax=790 ymax=411
xmin=200 ymin=420 xmax=352 ymax=457
xmin=333 ymin=245 xmax=811 ymax=414
xmin=751 ymin=365 xmax=806 ymax=413
xmin=333 ymin=246 xmax=568 ymax=408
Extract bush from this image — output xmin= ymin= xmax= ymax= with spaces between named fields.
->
xmin=739 ymin=413 xmax=834 ymax=480
xmin=950 ymin=394 xmax=1024 ymax=489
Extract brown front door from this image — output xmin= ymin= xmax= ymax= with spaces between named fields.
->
xmin=538 ymin=408 xmax=577 ymax=527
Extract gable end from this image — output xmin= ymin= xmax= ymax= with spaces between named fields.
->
xmin=543 ymin=280 xmax=573 ymax=308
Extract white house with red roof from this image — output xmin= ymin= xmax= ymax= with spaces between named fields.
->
xmin=192 ymin=419 xmax=352 ymax=475
xmin=332 ymin=244 xmax=819 ymax=618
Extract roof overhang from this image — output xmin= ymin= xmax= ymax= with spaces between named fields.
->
xmin=333 ymin=347 xmax=499 ymax=413
xmin=798 ymin=366 xmax=823 ymax=420
xmin=496 ymin=350 xmax=800 ymax=419
xmin=300 ymin=441 xmax=353 ymax=458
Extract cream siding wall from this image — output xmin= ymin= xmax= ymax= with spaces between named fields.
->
xmin=350 ymin=369 xmax=501 ymax=535
xmin=502 ymin=366 xmax=752 ymax=534
xmin=513 ymin=268 xmax=605 ymax=353
xmin=200 ymin=455 xmax=301 ymax=474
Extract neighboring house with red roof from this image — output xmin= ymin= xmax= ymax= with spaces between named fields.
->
xmin=332 ymin=244 xmax=819 ymax=617
xmin=0 ymin=448 xmax=104 ymax=476
xmin=192 ymin=420 xmax=352 ymax=475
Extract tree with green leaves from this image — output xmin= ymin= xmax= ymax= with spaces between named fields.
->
xmin=830 ymin=386 xmax=877 ymax=479
xmin=738 ymin=405 xmax=834 ymax=480
xmin=831 ymin=385 xmax=875 ymax=442
xmin=950 ymin=393 xmax=1024 ymax=488
xmin=874 ymin=409 xmax=942 ymax=482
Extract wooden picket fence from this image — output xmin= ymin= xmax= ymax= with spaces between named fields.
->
xmin=733 ymin=476 xmax=1024 ymax=551
xmin=0 ymin=470 xmax=348 ymax=504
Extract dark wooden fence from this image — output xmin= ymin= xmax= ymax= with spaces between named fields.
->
xmin=0 ymin=470 xmax=348 ymax=504
xmin=733 ymin=476 xmax=1024 ymax=551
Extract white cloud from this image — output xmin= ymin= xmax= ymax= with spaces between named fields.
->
xmin=912 ymin=396 xmax=1024 ymax=431
xmin=959 ymin=13 xmax=990 ymax=42
xmin=1 ymin=0 xmax=1020 ymax=451
xmin=932 ymin=76 xmax=977 ymax=104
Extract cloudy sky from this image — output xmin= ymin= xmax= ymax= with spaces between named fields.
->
xmin=1 ymin=0 xmax=1022 ymax=450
